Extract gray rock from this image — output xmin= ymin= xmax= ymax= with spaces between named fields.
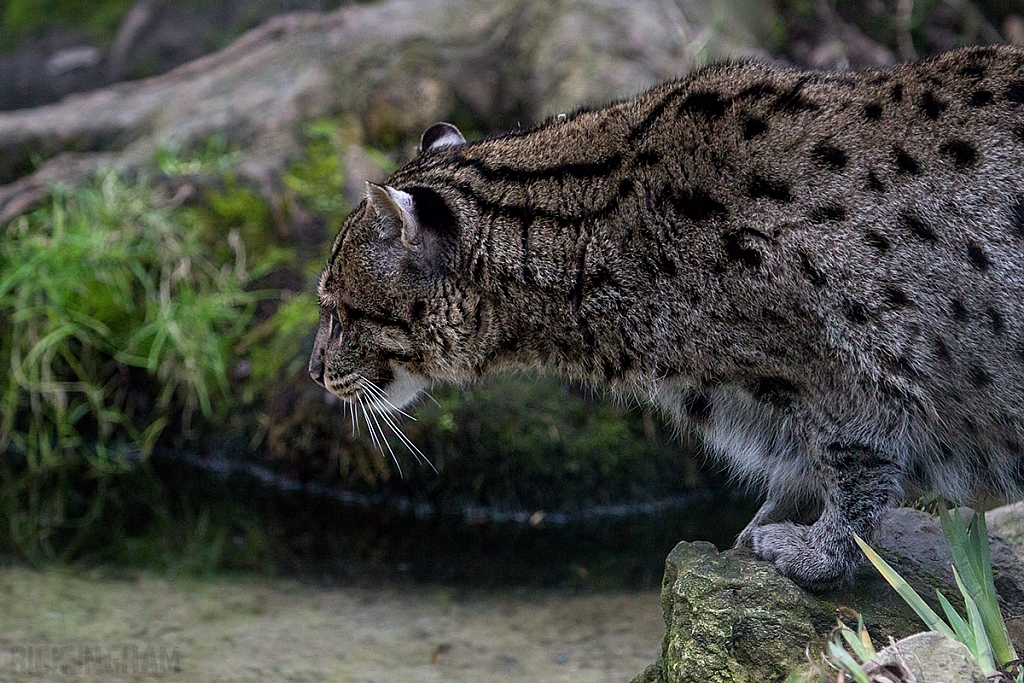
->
xmin=867 ymin=632 xmax=985 ymax=683
xmin=634 ymin=504 xmax=1024 ymax=683
xmin=0 ymin=0 xmax=344 ymax=111
xmin=634 ymin=541 xmax=826 ymax=683
xmin=44 ymin=47 xmax=103 ymax=76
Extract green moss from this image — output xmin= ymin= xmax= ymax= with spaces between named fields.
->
xmin=155 ymin=135 xmax=243 ymax=178
xmin=155 ymin=135 xmax=295 ymax=269
xmin=245 ymin=291 xmax=319 ymax=390
xmin=654 ymin=541 xmax=826 ymax=683
xmin=283 ymin=122 xmax=350 ymax=217
xmin=1 ymin=0 xmax=133 ymax=49
xmin=283 ymin=116 xmax=395 ymax=228
xmin=205 ymin=182 xmax=270 ymax=233
xmin=196 ymin=180 xmax=288 ymax=269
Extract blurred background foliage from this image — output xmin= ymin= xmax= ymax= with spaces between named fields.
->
xmin=0 ymin=0 xmax=1019 ymax=586
xmin=1 ymin=0 xmax=135 ymax=48
xmin=0 ymin=0 xmax=358 ymax=51
xmin=0 ymin=113 xmax=722 ymax=585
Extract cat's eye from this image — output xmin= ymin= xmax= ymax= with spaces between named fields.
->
xmin=328 ymin=308 xmax=343 ymax=341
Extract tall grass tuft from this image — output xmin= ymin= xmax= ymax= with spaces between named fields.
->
xmin=798 ymin=503 xmax=1023 ymax=682
xmin=0 ymin=173 xmax=264 ymax=562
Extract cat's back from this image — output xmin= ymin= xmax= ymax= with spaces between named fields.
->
xmin=631 ymin=45 xmax=1024 ymax=496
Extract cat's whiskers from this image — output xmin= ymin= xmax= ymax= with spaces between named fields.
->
xmin=354 ymin=394 xmax=375 ymax=450
xmin=347 ymin=399 xmax=358 ymax=437
xmin=365 ymin=394 xmax=402 ymax=474
xmin=358 ymin=377 xmax=416 ymax=420
xmin=343 ymin=398 xmax=358 ymax=438
xmin=350 ymin=376 xmax=435 ymax=474
xmin=424 ymin=381 xmax=442 ymax=408
xmin=356 ymin=392 xmax=404 ymax=477
xmin=363 ymin=393 xmax=437 ymax=473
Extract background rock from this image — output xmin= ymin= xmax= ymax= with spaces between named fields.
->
xmin=635 ymin=541 xmax=826 ymax=683
xmin=0 ymin=0 xmax=352 ymax=111
xmin=0 ymin=0 xmax=781 ymax=222
xmin=870 ymin=632 xmax=986 ymax=683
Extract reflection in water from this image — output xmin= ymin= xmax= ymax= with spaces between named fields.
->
xmin=156 ymin=450 xmax=759 ymax=589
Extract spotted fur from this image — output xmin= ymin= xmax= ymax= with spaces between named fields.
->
xmin=311 ymin=45 xmax=1024 ymax=590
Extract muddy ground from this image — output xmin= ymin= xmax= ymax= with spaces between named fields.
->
xmin=0 ymin=565 xmax=663 ymax=683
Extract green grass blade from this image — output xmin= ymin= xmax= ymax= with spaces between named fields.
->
xmin=856 ymin=615 xmax=876 ymax=660
xmin=967 ymin=511 xmax=1016 ymax=666
xmin=20 ymin=323 xmax=79 ymax=371
xmin=940 ymin=503 xmax=1018 ymax=666
xmin=854 ymin=533 xmax=957 ymax=639
xmin=840 ymin=625 xmax=873 ymax=661
xmin=937 ymin=590 xmax=975 ymax=651
xmin=827 ymin=642 xmax=870 ymax=683
xmin=969 ymin=506 xmax=993 ymax=596
xmin=940 ymin=507 xmax=988 ymax=611
xmin=939 ymin=505 xmax=974 ymax=576
xmin=955 ymin=566 xmax=998 ymax=674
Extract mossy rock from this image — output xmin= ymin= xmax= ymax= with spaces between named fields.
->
xmin=634 ymin=541 xmax=828 ymax=683
xmin=635 ymin=505 xmax=1024 ymax=683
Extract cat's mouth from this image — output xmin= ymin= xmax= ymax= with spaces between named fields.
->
xmin=324 ymin=371 xmax=361 ymax=398
xmin=310 ymin=306 xmax=429 ymax=409
xmin=324 ymin=366 xmax=429 ymax=411
xmin=323 ymin=365 xmax=434 ymax=475
xmin=309 ymin=308 xmax=433 ymax=472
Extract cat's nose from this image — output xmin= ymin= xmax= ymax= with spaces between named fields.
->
xmin=309 ymin=351 xmax=326 ymax=387
xmin=309 ymin=307 xmax=341 ymax=388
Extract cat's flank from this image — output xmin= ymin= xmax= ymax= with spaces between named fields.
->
xmin=309 ymin=44 xmax=1024 ymax=590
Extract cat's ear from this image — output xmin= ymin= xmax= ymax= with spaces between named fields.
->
xmin=366 ymin=182 xmax=421 ymax=248
xmin=419 ymin=122 xmax=466 ymax=154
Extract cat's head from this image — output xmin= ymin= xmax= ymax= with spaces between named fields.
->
xmin=309 ymin=122 xmax=480 ymax=409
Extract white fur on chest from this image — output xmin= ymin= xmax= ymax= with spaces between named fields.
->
xmin=653 ymin=382 xmax=814 ymax=498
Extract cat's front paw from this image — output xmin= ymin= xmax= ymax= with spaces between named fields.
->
xmin=750 ymin=522 xmax=853 ymax=591
xmin=749 ymin=521 xmax=806 ymax=561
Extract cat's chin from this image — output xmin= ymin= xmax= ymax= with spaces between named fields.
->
xmin=383 ymin=366 xmax=430 ymax=409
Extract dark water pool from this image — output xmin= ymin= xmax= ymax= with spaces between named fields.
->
xmin=155 ymin=450 xmax=760 ymax=590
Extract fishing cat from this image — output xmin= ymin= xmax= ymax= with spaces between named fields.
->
xmin=309 ymin=44 xmax=1024 ymax=590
